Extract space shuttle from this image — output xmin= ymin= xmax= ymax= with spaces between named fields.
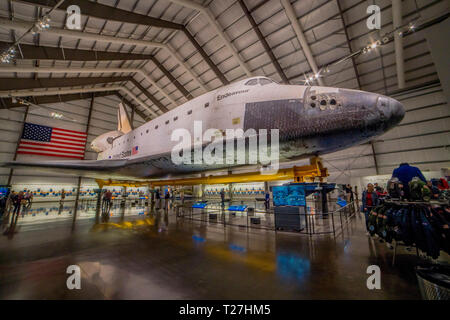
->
xmin=2 ymin=76 xmax=405 ymax=180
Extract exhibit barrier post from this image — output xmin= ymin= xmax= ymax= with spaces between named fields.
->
xmin=95 ymin=190 xmax=102 ymax=224
xmin=71 ymin=176 xmax=82 ymax=230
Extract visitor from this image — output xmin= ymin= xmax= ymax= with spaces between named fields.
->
xmin=155 ymin=189 xmax=161 ymax=210
xmin=171 ymin=189 xmax=176 ymax=209
xmin=264 ymin=191 xmax=270 ymax=210
xmin=103 ymin=190 xmax=113 ymax=213
xmin=344 ymin=184 xmax=353 ymax=202
xmin=155 ymin=189 xmax=161 ymax=209
xmin=361 ymin=183 xmax=379 ymax=231
xmin=375 ymin=186 xmax=387 ymax=198
xmin=427 ymin=181 xmax=440 ymax=199
xmin=180 ymin=190 xmax=185 ymax=205
xmin=392 ymin=163 xmax=426 ymax=198
xmin=6 ymin=191 xmax=15 ymax=215
xmin=164 ymin=190 xmax=170 ymax=210
xmin=25 ymin=190 xmax=33 ymax=209
xmin=220 ymin=189 xmax=225 ymax=207
xmin=374 ymin=183 xmax=382 ymax=193
xmin=437 ymin=178 xmax=449 ymax=190
xmin=12 ymin=191 xmax=24 ymax=218
xmin=59 ymin=189 xmax=66 ymax=215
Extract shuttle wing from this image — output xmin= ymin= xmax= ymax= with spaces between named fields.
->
xmin=1 ymin=158 xmax=131 ymax=180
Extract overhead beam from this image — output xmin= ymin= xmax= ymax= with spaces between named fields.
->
xmin=148 ymin=56 xmax=193 ymax=99
xmin=0 ymin=41 xmax=192 ymax=100
xmin=131 ymin=79 xmax=168 ymax=113
xmin=280 ymin=0 xmax=325 ymax=86
xmin=1 ymin=89 xmax=150 ymax=123
xmin=14 ymin=0 xmax=228 ymax=86
xmin=0 ymin=17 xmax=207 ymax=94
xmin=0 ymin=85 xmax=156 ymax=117
xmin=0 ymin=65 xmax=176 ymax=108
xmin=183 ymin=31 xmax=229 ymax=85
xmin=1 ymin=91 xmax=116 ymax=109
xmin=0 ymin=76 xmax=131 ymax=91
xmin=168 ymin=0 xmax=253 ymax=77
xmin=237 ymin=0 xmax=288 ymax=83
xmin=16 ymin=0 xmax=182 ymax=30
xmin=0 ymin=75 xmax=168 ymax=113
xmin=0 ymin=41 xmax=154 ymax=61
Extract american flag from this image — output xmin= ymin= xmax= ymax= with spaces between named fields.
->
xmin=132 ymin=146 xmax=139 ymax=155
xmin=17 ymin=123 xmax=87 ymax=159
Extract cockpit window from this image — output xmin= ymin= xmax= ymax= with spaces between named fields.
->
xmin=245 ymin=79 xmax=259 ymax=86
xmin=259 ymin=78 xmax=273 ymax=86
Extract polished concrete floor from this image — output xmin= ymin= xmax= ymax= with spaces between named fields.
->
xmin=0 ymin=206 xmax=427 ymax=299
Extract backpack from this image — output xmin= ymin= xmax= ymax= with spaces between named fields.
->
xmin=387 ymin=178 xmax=403 ymax=199
xmin=409 ymin=178 xmax=426 ymax=201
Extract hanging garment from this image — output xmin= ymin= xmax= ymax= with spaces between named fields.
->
xmin=427 ymin=206 xmax=450 ymax=255
xmin=418 ymin=207 xmax=441 ymax=259
xmin=367 ymin=206 xmax=380 ymax=236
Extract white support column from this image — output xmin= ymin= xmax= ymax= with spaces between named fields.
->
xmin=280 ymin=0 xmax=325 ymax=86
xmin=392 ymin=0 xmax=406 ymax=89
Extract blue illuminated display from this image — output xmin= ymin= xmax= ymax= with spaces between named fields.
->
xmin=273 ymin=185 xmax=306 ymax=206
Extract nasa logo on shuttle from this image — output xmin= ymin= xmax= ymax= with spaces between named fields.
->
xmin=217 ymin=89 xmax=249 ymax=101
xmin=171 ymin=121 xmax=280 ymax=174
xmin=112 ymin=150 xmax=132 ymax=159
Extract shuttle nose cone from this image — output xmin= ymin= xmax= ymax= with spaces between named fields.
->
xmin=376 ymin=95 xmax=405 ymax=130
xmin=390 ymin=98 xmax=405 ymax=125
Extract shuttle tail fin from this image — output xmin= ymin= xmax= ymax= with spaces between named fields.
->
xmin=117 ymin=103 xmax=133 ymax=133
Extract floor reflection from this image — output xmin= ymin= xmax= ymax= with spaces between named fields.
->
xmin=0 ymin=204 xmax=427 ymax=299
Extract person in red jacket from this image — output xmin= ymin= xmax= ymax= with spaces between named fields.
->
xmin=437 ymin=178 xmax=449 ymax=190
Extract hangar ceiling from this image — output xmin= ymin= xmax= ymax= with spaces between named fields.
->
xmin=0 ymin=0 xmax=447 ymax=115
xmin=0 ymin=0 xmax=448 ymax=182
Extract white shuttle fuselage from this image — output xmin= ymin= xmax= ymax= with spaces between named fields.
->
xmin=3 ymin=76 xmax=405 ymax=180
xmin=96 ymin=78 xmax=290 ymax=161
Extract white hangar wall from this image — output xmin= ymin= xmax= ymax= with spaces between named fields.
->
xmin=0 ymin=95 xmax=145 ymax=194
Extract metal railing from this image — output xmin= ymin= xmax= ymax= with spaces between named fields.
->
xmin=176 ymin=199 xmax=357 ymax=235
xmin=299 ymin=201 xmax=357 ymax=236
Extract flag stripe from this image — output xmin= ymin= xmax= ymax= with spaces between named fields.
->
xmin=49 ymin=138 xmax=85 ymax=146
xmin=18 ymin=147 xmax=84 ymax=156
xmin=18 ymin=146 xmax=84 ymax=156
xmin=52 ymin=127 xmax=87 ymax=135
xmin=21 ymin=139 xmax=85 ymax=148
xmin=52 ymin=132 xmax=87 ymax=140
xmin=51 ymin=133 xmax=86 ymax=141
xmin=17 ymin=151 xmax=84 ymax=159
xmin=19 ymin=141 xmax=85 ymax=152
xmin=51 ymin=136 xmax=86 ymax=144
